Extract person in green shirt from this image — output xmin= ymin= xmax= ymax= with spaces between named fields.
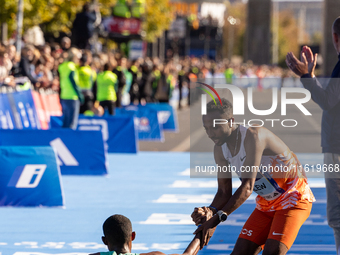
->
xmin=78 ymin=52 xmax=97 ymax=114
xmin=97 ymin=63 xmax=118 ymax=115
xmin=58 ymin=47 xmax=83 ymax=129
xmin=224 ymin=65 xmax=234 ymax=84
xmin=90 ymin=214 xmax=207 ymax=255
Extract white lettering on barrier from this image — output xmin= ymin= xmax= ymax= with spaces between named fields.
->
xmin=135 ymin=117 xmax=150 ymax=132
xmin=15 ymin=165 xmax=46 ymax=188
xmin=0 ymin=110 xmax=8 ymax=129
xmin=78 ymin=119 xmax=108 ymax=141
xmin=157 ymin=111 xmax=171 ymax=125
xmin=18 ymin=102 xmax=29 ymax=128
xmin=49 ymin=138 xmax=79 ymax=166
xmin=26 ymin=103 xmax=37 ymax=129
xmin=6 ymin=111 xmax=14 ymax=129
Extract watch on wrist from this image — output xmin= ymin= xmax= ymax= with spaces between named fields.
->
xmin=217 ymin=210 xmax=228 ymax=222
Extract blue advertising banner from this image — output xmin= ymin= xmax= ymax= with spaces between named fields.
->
xmin=0 ymin=129 xmax=107 ymax=175
xmin=0 ymin=92 xmax=17 ymax=129
xmin=5 ymin=92 xmax=23 ymax=129
xmin=12 ymin=90 xmax=41 ymax=129
xmin=0 ymin=146 xmax=63 ymax=206
xmin=50 ymin=115 xmax=138 ymax=153
xmin=146 ymin=103 xmax=178 ymax=132
xmin=116 ymin=105 xmax=164 ymax=141
xmin=0 ymin=90 xmax=41 ymax=130
xmin=0 ymin=93 xmax=14 ymax=129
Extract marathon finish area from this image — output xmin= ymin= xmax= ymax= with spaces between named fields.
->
xmin=0 ymin=153 xmax=334 ymax=255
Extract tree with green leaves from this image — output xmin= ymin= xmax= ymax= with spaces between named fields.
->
xmin=143 ymin=0 xmax=173 ymax=42
xmin=0 ymin=0 xmax=173 ymax=44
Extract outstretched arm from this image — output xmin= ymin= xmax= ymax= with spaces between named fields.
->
xmin=286 ymin=48 xmax=340 ymax=111
xmin=191 ymin=145 xmax=232 ymax=226
xmin=194 ymin=129 xmax=263 ymax=249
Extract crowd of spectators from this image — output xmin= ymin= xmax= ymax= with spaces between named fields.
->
xmin=0 ymin=37 xmax=300 ymax=113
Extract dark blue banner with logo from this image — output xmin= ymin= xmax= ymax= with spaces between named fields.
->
xmin=50 ymin=115 xmax=138 ymax=153
xmin=146 ymin=103 xmax=178 ymax=132
xmin=13 ymin=90 xmax=41 ymax=129
xmin=0 ymin=92 xmax=16 ymax=129
xmin=0 ymin=129 xmax=107 ymax=175
xmin=116 ymin=105 xmax=164 ymax=141
xmin=0 ymin=90 xmax=41 ymax=130
xmin=0 ymin=146 xmax=63 ymax=206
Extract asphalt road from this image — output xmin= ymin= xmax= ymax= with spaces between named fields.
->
xmin=140 ymin=88 xmax=323 ymax=153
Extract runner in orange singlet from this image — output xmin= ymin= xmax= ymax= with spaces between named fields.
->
xmin=191 ymin=98 xmax=315 ymax=255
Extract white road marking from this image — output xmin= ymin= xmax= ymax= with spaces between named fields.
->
xmin=140 ymin=213 xmax=327 ymax=226
xmin=170 ymin=179 xmax=326 ymax=188
xmin=179 ymin=168 xmax=190 ymax=176
xmin=153 ymin=194 xmax=257 ymax=203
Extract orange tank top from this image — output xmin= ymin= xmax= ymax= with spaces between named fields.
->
xmin=221 ymin=125 xmax=315 ymax=212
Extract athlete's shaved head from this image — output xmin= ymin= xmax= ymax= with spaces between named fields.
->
xmin=207 ymin=98 xmax=233 ymax=118
xmin=333 ymin=16 xmax=340 ymax=36
xmin=103 ymin=214 xmax=132 ymax=246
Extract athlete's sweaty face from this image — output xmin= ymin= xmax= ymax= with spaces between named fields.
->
xmin=202 ymin=110 xmax=233 ymax=146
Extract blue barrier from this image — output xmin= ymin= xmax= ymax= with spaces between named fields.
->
xmin=0 ymin=92 xmax=16 ymax=129
xmin=50 ymin=115 xmax=138 ymax=153
xmin=0 ymin=129 xmax=107 ymax=175
xmin=12 ymin=90 xmax=40 ymax=129
xmin=0 ymin=146 xmax=63 ymax=206
xmin=116 ymin=105 xmax=164 ymax=141
xmin=0 ymin=90 xmax=40 ymax=130
xmin=146 ymin=103 xmax=178 ymax=132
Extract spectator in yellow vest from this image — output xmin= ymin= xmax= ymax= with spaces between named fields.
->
xmin=78 ymin=52 xmax=97 ymax=114
xmin=58 ymin=48 xmax=83 ymax=129
xmin=97 ymin=63 xmax=118 ymax=115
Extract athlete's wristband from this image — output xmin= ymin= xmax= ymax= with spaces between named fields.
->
xmin=208 ymin=205 xmax=217 ymax=214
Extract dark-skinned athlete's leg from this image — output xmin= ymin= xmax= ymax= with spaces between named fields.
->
xmin=262 ymin=239 xmax=288 ymax=255
xmin=231 ymin=238 xmax=262 ymax=255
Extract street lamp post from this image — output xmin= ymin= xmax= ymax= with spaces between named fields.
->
xmin=16 ymin=0 xmax=24 ymax=56
xmin=227 ymin=16 xmax=238 ymax=60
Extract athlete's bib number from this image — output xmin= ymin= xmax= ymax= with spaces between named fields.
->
xmin=253 ymin=177 xmax=283 ymax=201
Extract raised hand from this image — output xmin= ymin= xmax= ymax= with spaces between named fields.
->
xmin=285 ymin=51 xmax=309 ymax=77
xmin=302 ymin=46 xmax=318 ymax=77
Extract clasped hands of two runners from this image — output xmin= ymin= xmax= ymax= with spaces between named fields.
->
xmin=191 ymin=207 xmax=218 ymax=250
